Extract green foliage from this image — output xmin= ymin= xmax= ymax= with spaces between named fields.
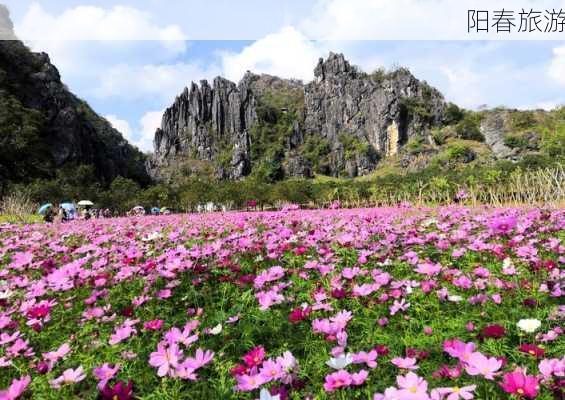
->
xmin=540 ymin=124 xmax=565 ymax=157
xmin=400 ymin=97 xmax=433 ymax=121
xmin=338 ymin=133 xmax=371 ymax=161
xmin=454 ymin=112 xmax=484 ymax=141
xmin=406 ymin=137 xmax=426 ymax=154
xmin=444 ymin=102 xmax=464 ymax=125
xmin=301 ymin=135 xmax=332 ymax=175
xmin=503 ymin=133 xmax=529 ymax=149
xmin=509 ymin=110 xmax=537 ymax=130
xmin=0 ymin=91 xmax=50 ymax=183
xmin=369 ymin=67 xmax=387 ymax=85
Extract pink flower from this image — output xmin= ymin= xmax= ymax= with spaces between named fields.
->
xmin=235 ymin=373 xmax=265 ymax=391
xmin=390 ymin=299 xmax=410 ymax=315
xmin=42 ymin=342 xmax=71 ymax=368
xmin=443 ymin=339 xmax=475 ymax=363
xmin=176 ymin=348 xmax=214 ymax=380
xmin=464 ymin=352 xmax=502 ymax=380
xmin=93 ymin=363 xmax=119 ymax=390
xmin=391 ymin=357 xmax=419 ymax=370
xmin=500 ymin=369 xmax=539 ymax=399
xmin=432 ymin=385 xmax=476 ymax=400
xmin=49 ymin=367 xmax=86 ymax=389
xmin=352 ymin=350 xmax=378 ymax=368
xmin=396 ymin=372 xmax=430 ymax=399
xmin=323 ymin=370 xmax=352 ymax=392
xmin=259 ymin=359 xmax=284 ymax=382
xmin=351 ymin=369 xmax=369 ymax=386
xmin=538 ymin=357 xmax=564 ymax=379
xmin=0 ymin=376 xmax=31 ymax=400
xmin=149 ymin=343 xmax=182 ymax=377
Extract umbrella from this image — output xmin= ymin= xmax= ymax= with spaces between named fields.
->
xmin=60 ymin=203 xmax=77 ymax=219
xmin=151 ymin=207 xmax=160 ymax=214
xmin=160 ymin=207 xmax=169 ymax=213
xmin=38 ymin=203 xmax=53 ymax=215
xmin=77 ymin=200 xmax=94 ymax=207
xmin=133 ymin=206 xmax=144 ymax=211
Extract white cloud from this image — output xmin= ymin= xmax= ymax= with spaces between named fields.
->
xmin=17 ymin=3 xmax=186 ymax=42
xmin=105 ymin=112 xmax=163 ymax=153
xmin=139 ymin=110 xmax=164 ymax=153
xmin=221 ymin=26 xmax=327 ymax=82
xmin=301 ymin=0 xmax=565 ymax=40
xmin=94 ymin=62 xmax=220 ymax=102
xmin=548 ymin=46 xmax=565 ymax=86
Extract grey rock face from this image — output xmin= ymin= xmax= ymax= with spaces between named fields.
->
xmin=303 ymin=53 xmax=446 ymax=176
xmin=480 ymin=111 xmax=519 ymax=160
xmin=151 ymin=53 xmax=447 ymax=179
xmin=150 ymin=72 xmax=303 ymax=179
xmin=0 ymin=30 xmax=149 ymax=185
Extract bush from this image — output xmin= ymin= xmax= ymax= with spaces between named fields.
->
xmin=454 ymin=113 xmax=484 ymax=141
xmin=504 ymin=134 xmax=529 ymax=149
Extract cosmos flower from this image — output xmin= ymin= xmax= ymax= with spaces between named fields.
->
xmin=49 ymin=367 xmax=86 ymax=389
xmin=0 ymin=376 xmax=31 ymax=400
xmin=500 ymin=369 xmax=539 ymax=399
xmin=517 ymin=319 xmax=541 ymax=333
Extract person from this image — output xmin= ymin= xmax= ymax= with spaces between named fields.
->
xmin=43 ymin=207 xmax=56 ymax=223
xmin=82 ymin=208 xmax=91 ymax=220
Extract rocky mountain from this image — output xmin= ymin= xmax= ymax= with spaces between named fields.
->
xmin=0 ymin=5 xmax=149 ymax=191
xmin=149 ymin=53 xmax=448 ymax=180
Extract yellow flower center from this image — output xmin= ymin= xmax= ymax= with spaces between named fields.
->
xmin=528 ymin=350 xmax=536 ymax=355
xmin=409 ymin=386 xmax=417 ymax=393
xmin=452 ymin=387 xmax=460 ymax=393
xmin=517 ymin=388 xmax=524 ymax=395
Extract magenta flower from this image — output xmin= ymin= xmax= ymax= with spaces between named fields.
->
xmin=93 ymin=363 xmax=119 ymax=389
xmin=500 ymin=369 xmax=539 ymax=398
xmin=0 ymin=375 xmax=31 ymax=400
xmin=323 ymin=369 xmax=352 ymax=392
xmin=99 ymin=380 xmax=133 ymax=400
xmin=149 ymin=343 xmax=182 ymax=377
xmin=143 ymin=319 xmax=164 ymax=331
xmin=242 ymin=346 xmax=266 ymax=368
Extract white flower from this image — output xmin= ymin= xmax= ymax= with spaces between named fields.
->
xmin=517 ymin=319 xmax=541 ymax=333
xmin=209 ymin=323 xmax=223 ymax=335
xmin=0 ymin=288 xmax=13 ymax=300
xmin=141 ymin=231 xmax=162 ymax=242
xmin=259 ymin=388 xmax=280 ymax=400
xmin=326 ymin=353 xmax=352 ymax=370
xmin=448 ymin=295 xmax=463 ymax=302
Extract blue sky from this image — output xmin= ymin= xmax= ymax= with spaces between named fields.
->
xmin=3 ymin=1 xmax=565 ymax=152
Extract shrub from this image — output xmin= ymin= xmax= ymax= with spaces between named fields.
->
xmin=454 ymin=113 xmax=484 ymax=141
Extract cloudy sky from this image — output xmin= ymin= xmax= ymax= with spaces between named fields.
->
xmin=3 ymin=0 xmax=565 ymax=152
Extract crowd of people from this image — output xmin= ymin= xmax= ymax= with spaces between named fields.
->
xmin=42 ymin=206 xmax=116 ymax=223
xmin=41 ymin=204 xmax=172 ymax=223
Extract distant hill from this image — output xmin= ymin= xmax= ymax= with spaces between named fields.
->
xmin=0 ymin=5 xmax=150 ymax=195
xmin=148 ymin=52 xmax=563 ymax=183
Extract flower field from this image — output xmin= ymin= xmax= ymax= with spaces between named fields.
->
xmin=0 ymin=206 xmax=564 ymax=399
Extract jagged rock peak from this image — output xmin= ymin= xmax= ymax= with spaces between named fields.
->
xmin=314 ymin=52 xmax=356 ymax=80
